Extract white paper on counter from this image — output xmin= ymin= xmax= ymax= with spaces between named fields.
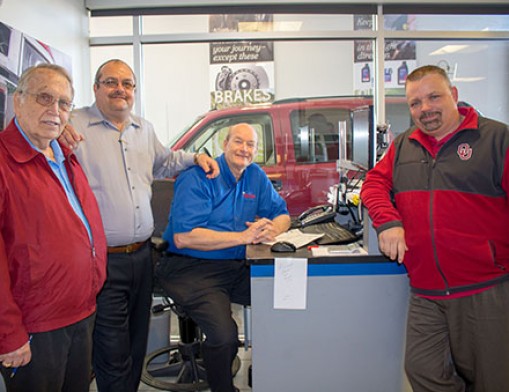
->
xmin=263 ymin=229 xmax=323 ymax=249
xmin=273 ymin=257 xmax=308 ymax=310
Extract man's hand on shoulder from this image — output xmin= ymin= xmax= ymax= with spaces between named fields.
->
xmin=195 ymin=153 xmax=219 ymax=178
xmin=378 ymin=226 xmax=407 ymax=264
xmin=59 ymin=123 xmax=85 ymax=150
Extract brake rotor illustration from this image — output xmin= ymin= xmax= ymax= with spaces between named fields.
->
xmin=229 ymin=68 xmax=260 ymax=90
xmin=215 ymin=65 xmax=269 ymax=91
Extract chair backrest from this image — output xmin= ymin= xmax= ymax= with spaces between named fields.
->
xmin=151 ymin=179 xmax=174 ymax=237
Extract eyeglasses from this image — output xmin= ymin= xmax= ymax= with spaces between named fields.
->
xmin=24 ymin=92 xmax=74 ymax=112
xmin=97 ymin=78 xmax=136 ymax=91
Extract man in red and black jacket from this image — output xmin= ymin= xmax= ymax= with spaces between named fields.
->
xmin=361 ymin=65 xmax=509 ymax=392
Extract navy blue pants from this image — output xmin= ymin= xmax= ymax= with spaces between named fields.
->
xmin=155 ymin=253 xmax=250 ymax=392
xmin=93 ymin=243 xmax=153 ymax=392
xmin=0 ymin=314 xmax=95 ymax=392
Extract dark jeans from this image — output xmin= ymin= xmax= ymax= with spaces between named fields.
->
xmin=155 ymin=253 xmax=250 ymax=392
xmin=0 ymin=314 xmax=95 ymax=392
xmin=93 ymin=243 xmax=153 ymax=392
xmin=405 ymin=279 xmax=509 ymax=392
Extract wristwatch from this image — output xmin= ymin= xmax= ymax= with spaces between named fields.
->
xmin=193 ymin=153 xmax=202 ymax=164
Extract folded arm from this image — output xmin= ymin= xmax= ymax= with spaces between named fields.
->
xmin=174 ymin=214 xmax=291 ymax=251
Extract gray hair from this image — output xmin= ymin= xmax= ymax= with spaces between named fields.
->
xmin=16 ymin=63 xmax=74 ymax=98
xmin=94 ymin=59 xmax=137 ymax=85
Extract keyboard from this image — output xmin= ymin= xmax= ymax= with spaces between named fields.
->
xmin=300 ymin=221 xmax=360 ymax=245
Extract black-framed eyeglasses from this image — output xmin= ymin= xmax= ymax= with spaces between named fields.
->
xmin=24 ymin=92 xmax=74 ymax=112
xmin=97 ymin=78 xmax=136 ymax=91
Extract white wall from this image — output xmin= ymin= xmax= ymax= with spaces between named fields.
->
xmin=0 ymin=0 xmax=92 ymax=106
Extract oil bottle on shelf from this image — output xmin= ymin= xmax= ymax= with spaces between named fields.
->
xmin=398 ymin=61 xmax=408 ymax=85
xmin=361 ymin=63 xmax=371 ymax=83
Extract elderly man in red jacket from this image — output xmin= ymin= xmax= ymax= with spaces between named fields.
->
xmin=0 ymin=64 xmax=107 ymax=392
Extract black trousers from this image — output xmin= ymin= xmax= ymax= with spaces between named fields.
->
xmin=155 ymin=253 xmax=250 ymax=392
xmin=0 ymin=314 xmax=95 ymax=392
xmin=93 ymin=243 xmax=153 ymax=392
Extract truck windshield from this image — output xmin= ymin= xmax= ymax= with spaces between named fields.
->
xmin=168 ymin=115 xmax=206 ymax=147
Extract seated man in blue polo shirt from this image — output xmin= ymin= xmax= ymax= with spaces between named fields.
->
xmin=156 ymin=122 xmax=291 ymax=392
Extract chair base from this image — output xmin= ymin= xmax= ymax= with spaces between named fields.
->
xmin=142 ymin=342 xmax=241 ymax=392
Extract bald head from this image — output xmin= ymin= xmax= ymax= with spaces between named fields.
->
xmin=223 ymin=123 xmax=258 ymax=180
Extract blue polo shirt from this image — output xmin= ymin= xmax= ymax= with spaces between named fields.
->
xmin=163 ymin=154 xmax=288 ymax=260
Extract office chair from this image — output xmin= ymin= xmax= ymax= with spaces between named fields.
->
xmin=141 ymin=237 xmax=242 ymax=392
xmin=141 ymin=296 xmax=210 ymax=391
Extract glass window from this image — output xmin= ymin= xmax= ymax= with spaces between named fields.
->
xmin=288 ymin=100 xmax=410 ymax=168
xmin=177 ymin=114 xmax=275 ymax=166
xmin=90 ymin=46 xmax=134 ymax=75
xmin=142 ymin=15 xmax=209 ymax=34
xmin=142 ymin=40 xmax=367 ymax=146
xmin=142 ymin=43 xmax=210 ymax=145
xmin=142 ymin=14 xmax=360 ymax=35
xmin=89 ymin=16 xmax=133 ymax=37
xmin=386 ymin=14 xmax=509 ymax=32
xmin=290 ymin=108 xmax=348 ymax=164
xmin=273 ymin=14 xmax=358 ymax=32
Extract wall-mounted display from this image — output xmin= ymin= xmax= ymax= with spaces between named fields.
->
xmin=0 ymin=21 xmax=72 ymax=131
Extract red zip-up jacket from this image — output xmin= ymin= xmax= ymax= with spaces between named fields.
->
xmin=361 ymin=107 xmax=509 ymax=296
xmin=0 ymin=120 xmax=107 ymax=354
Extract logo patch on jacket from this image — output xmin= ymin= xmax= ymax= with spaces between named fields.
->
xmin=457 ymin=143 xmax=472 ymax=161
xmin=243 ymin=192 xmax=256 ymax=199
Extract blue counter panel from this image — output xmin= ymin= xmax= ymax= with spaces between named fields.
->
xmin=251 ymin=261 xmax=407 ymax=277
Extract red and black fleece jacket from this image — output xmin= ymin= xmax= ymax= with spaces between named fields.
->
xmin=361 ymin=107 xmax=509 ymax=297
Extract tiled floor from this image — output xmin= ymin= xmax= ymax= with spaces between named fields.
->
xmin=90 ymin=303 xmax=252 ymax=392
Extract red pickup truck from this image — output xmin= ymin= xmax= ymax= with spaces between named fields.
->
xmin=169 ymin=96 xmax=409 ymax=217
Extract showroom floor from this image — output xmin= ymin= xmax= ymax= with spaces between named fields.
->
xmin=89 ymin=349 xmax=252 ymax=392
xmin=89 ymin=303 xmax=252 ymax=392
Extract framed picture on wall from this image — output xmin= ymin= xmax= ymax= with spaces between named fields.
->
xmin=0 ymin=21 xmax=72 ymax=131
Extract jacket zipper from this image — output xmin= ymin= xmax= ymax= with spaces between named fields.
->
xmin=66 ymin=156 xmax=96 ymax=252
xmin=66 ymin=157 xmax=100 ymax=299
xmin=428 ymin=157 xmax=451 ymax=295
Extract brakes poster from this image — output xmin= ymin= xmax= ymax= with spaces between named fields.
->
xmin=209 ymin=15 xmax=275 ymax=109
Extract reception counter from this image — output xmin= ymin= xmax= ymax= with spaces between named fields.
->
xmin=247 ymin=244 xmax=412 ymax=392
